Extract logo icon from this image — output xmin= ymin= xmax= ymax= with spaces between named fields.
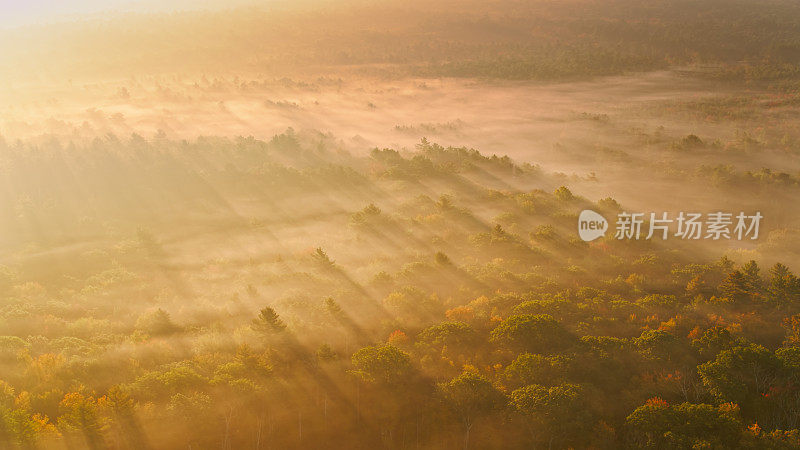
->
xmin=578 ymin=209 xmax=608 ymax=242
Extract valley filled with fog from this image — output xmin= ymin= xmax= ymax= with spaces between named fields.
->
xmin=3 ymin=1 xmax=800 ymax=448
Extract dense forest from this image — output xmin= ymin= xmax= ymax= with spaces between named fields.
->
xmin=4 ymin=0 xmax=800 ymax=85
xmin=3 ymin=0 xmax=800 ymax=448
xmin=0 ymin=132 xmax=798 ymax=448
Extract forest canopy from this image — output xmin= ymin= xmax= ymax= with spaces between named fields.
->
xmin=3 ymin=0 xmax=800 ymax=448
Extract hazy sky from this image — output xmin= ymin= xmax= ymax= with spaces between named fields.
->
xmin=0 ymin=0 xmax=262 ymax=28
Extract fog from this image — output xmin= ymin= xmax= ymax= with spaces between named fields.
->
xmin=3 ymin=69 xmax=796 ymax=232
xmin=2 ymin=1 xmax=800 ymax=449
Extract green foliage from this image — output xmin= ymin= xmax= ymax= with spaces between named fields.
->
xmin=634 ymin=329 xmax=682 ymax=363
xmin=434 ymin=251 xmax=452 ymax=266
xmin=437 ymin=370 xmax=505 ymax=448
xmin=312 ymin=248 xmax=337 ymax=270
xmin=351 ymin=344 xmax=412 ymax=385
xmin=490 ymin=314 xmax=575 ymax=354
xmin=251 ymin=307 xmax=286 ymax=334
xmin=437 ymin=371 xmax=505 ymax=422
xmin=505 ymin=353 xmax=568 ymax=388
xmin=511 ymin=383 xmax=594 ymax=448
xmin=698 ymin=344 xmax=791 ymax=427
xmin=418 ymin=322 xmax=478 ymax=352
xmin=625 ymin=400 xmax=742 ymax=449
xmin=0 ymin=113 xmax=799 ymax=448
xmin=350 ymin=203 xmax=384 ymax=229
xmin=692 ymin=326 xmax=747 ymax=361
xmin=769 ymin=263 xmax=800 ymax=305
xmin=135 ymin=309 xmax=179 ymax=336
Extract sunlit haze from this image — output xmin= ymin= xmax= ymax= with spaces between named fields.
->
xmin=2 ymin=1 xmax=800 ymax=448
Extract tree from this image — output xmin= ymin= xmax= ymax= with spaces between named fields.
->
xmin=417 ymin=322 xmax=478 ymax=356
xmin=691 ymin=326 xmax=746 ymax=361
xmin=633 ymin=329 xmax=684 ymax=364
xmin=434 ymin=251 xmax=452 ymax=266
xmin=0 ymin=381 xmax=58 ymax=447
xmin=625 ymin=399 xmax=742 ymax=448
xmin=504 ymin=353 xmax=566 ymax=389
xmin=698 ymin=344 xmax=784 ymax=424
xmin=719 ymin=270 xmax=750 ymax=303
xmin=106 ymin=386 xmax=150 ymax=450
xmin=351 ymin=344 xmax=412 ymax=385
xmin=57 ymin=392 xmax=108 ymax=450
xmin=135 ymin=309 xmax=179 ymax=336
xmin=350 ymin=203 xmax=383 ymax=229
xmin=741 ymin=260 xmax=764 ymax=300
xmin=165 ymin=392 xmax=214 ymax=447
xmin=324 ymin=297 xmax=343 ymax=320
xmin=351 ymin=345 xmax=416 ymax=446
xmin=251 ymin=307 xmax=286 ymax=334
xmin=510 ymin=383 xmax=594 ymax=449
xmin=437 ymin=371 xmax=504 ymax=450
xmin=553 ymin=186 xmax=574 ymax=201
xmin=490 ymin=314 xmax=575 ymax=354
xmin=768 ymin=263 xmax=799 ymax=305
xmin=383 ymin=287 xmax=443 ymax=325
xmin=311 ymin=247 xmax=336 ymax=270
xmin=784 ymin=314 xmax=800 ymax=346
xmin=774 ymin=347 xmax=800 ymax=430
xmin=436 ymin=194 xmax=454 ymax=211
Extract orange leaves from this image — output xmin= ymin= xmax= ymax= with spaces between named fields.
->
xmin=387 ymin=330 xmax=408 ymax=346
xmin=644 ymin=397 xmax=669 ymax=408
xmin=445 ymin=306 xmax=474 ymax=323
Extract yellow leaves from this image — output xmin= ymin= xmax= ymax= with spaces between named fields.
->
xmin=14 ymin=391 xmax=31 ymax=410
xmin=460 ymin=364 xmax=479 ymax=374
xmin=783 ymin=313 xmax=800 ymax=345
xmin=31 ymin=413 xmax=61 ymax=439
xmin=59 ymin=392 xmax=85 ymax=409
xmin=485 ymin=363 xmax=504 ymax=378
xmin=0 ymin=379 xmax=16 ymax=406
xmin=96 ymin=395 xmax=112 ymax=409
xmin=686 ymin=275 xmax=705 ymax=295
xmin=626 ymin=273 xmax=645 ymax=287
xmin=27 ymin=353 xmax=67 ymax=388
xmin=445 ymin=306 xmax=474 ymax=323
xmin=658 ymin=317 xmax=678 ymax=332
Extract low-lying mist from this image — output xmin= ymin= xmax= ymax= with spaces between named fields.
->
xmin=3 ymin=1 xmax=800 ymax=448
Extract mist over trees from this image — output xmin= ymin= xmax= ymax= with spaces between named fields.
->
xmin=4 ymin=0 xmax=800 ymax=85
xmin=2 ymin=0 xmax=800 ymax=448
xmin=0 ymin=131 xmax=797 ymax=448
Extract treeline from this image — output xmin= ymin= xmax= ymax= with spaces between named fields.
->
xmin=1 ymin=133 xmax=800 ymax=448
xmin=5 ymin=0 xmax=800 ymax=83
xmin=2 ymin=255 xmax=800 ymax=448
